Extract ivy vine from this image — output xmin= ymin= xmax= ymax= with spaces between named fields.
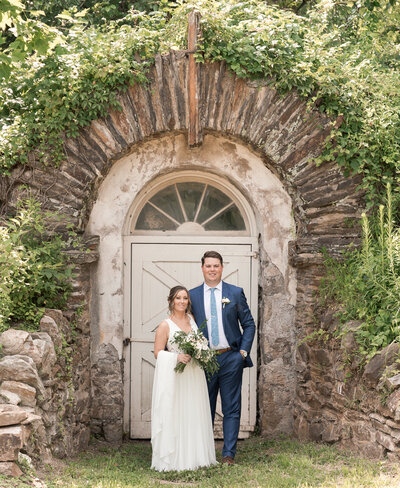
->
xmin=0 ymin=0 xmax=399 ymax=207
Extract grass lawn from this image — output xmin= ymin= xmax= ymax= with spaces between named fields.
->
xmin=1 ymin=437 xmax=399 ymax=488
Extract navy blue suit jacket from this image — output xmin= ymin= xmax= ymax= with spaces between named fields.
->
xmin=189 ymin=281 xmax=256 ymax=368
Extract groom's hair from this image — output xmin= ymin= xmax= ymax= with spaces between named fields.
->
xmin=201 ymin=251 xmax=223 ymax=266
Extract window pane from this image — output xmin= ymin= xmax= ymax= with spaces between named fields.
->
xmin=197 ymin=186 xmax=231 ymax=224
xmin=150 ymin=185 xmax=184 ymax=223
xmin=177 ymin=182 xmax=205 ymax=221
xmin=204 ymin=205 xmax=246 ymax=231
xmin=136 ymin=203 xmax=178 ymax=230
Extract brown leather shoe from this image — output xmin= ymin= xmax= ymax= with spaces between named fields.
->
xmin=222 ymin=456 xmax=235 ymax=465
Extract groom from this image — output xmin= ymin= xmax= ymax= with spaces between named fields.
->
xmin=189 ymin=250 xmax=255 ymax=465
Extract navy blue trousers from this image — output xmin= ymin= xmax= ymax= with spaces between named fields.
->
xmin=207 ymin=349 xmax=244 ymax=458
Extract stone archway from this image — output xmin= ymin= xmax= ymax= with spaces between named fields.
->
xmin=87 ymin=133 xmax=295 ymax=438
xmin=0 ymin=52 xmax=364 ymax=445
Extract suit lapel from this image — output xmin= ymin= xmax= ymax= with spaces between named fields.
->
xmin=193 ymin=285 xmax=207 ymax=339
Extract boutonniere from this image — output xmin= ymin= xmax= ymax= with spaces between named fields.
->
xmin=221 ymin=297 xmax=231 ymax=309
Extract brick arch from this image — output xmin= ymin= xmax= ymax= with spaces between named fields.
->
xmin=1 ymin=52 xmax=363 ymax=442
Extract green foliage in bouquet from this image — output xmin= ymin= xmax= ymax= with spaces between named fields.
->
xmin=170 ymin=328 xmax=219 ymax=379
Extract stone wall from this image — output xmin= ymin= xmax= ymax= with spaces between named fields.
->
xmin=0 ymin=310 xmax=91 ymax=475
xmin=295 ymin=309 xmax=400 ymax=462
xmin=0 ymin=53 xmax=365 ymax=443
xmin=90 ymin=343 xmax=123 ymax=443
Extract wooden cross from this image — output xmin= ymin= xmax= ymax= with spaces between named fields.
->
xmin=188 ymin=11 xmax=202 ymax=147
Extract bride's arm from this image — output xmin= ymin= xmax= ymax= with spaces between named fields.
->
xmin=154 ymin=321 xmax=169 ymax=359
xmin=154 ymin=320 xmax=191 ymax=364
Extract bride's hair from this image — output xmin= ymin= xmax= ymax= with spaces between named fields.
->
xmin=168 ymin=286 xmax=192 ymax=314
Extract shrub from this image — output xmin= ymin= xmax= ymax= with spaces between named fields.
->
xmin=320 ymin=184 xmax=400 ymax=360
xmin=0 ymin=198 xmax=73 ymax=332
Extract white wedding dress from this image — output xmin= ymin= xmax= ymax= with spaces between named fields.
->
xmin=151 ymin=316 xmax=216 ymax=471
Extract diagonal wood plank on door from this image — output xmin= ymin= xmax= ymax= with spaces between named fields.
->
xmin=127 ymin=241 xmax=257 ymax=439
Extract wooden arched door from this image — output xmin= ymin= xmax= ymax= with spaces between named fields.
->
xmin=123 ymin=173 xmax=258 ymax=439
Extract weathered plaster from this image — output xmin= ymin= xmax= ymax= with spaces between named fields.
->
xmin=87 ymin=133 xmax=295 ymax=357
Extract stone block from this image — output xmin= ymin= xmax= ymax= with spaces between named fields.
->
xmin=351 ymin=423 xmax=374 ymax=442
xmin=0 ymin=381 xmax=36 ymax=407
xmin=341 ymin=321 xmax=362 ymax=355
xmin=91 ymin=343 xmax=123 ymax=433
xmin=320 ymin=308 xmax=342 ymax=332
xmin=261 ymin=358 xmax=291 ymax=386
xmin=0 ymin=329 xmax=29 ymax=355
xmin=344 ymin=439 xmax=386 ymax=459
xmin=315 ymin=381 xmax=332 ymax=398
xmin=363 ymin=343 xmax=400 ymax=386
xmin=311 ymin=348 xmax=332 ymax=367
xmin=387 ymin=451 xmax=400 ymax=463
xmin=297 ymin=342 xmax=310 ymax=363
xmin=0 ymin=356 xmax=45 ymax=398
xmin=21 ymin=411 xmax=42 ymax=426
xmin=31 ymin=333 xmax=57 ymax=378
xmin=321 ymin=422 xmax=341 ymax=443
xmin=18 ymin=452 xmax=33 ymax=468
xmin=309 ymin=421 xmax=323 ymax=441
xmin=43 ymin=309 xmax=72 ymax=343
xmin=103 ymin=422 xmax=122 ymax=444
xmin=386 ymin=419 xmax=400 ymax=430
xmin=0 ymin=405 xmax=28 ymax=427
xmin=0 ymin=425 xmax=28 ymax=461
xmin=259 ymin=386 xmax=293 ymax=435
xmin=0 ymin=329 xmax=41 ymax=365
xmin=0 ymin=389 xmax=21 ymax=405
xmin=376 ymin=431 xmax=397 ymax=451
xmin=386 ymin=373 xmax=400 ymax=389
xmin=0 ymin=461 xmax=23 ymax=477
xmin=387 ymin=389 xmax=400 ymax=420
xmin=295 ymin=415 xmax=310 ymax=441
xmin=369 ymin=412 xmax=387 ymax=423
xmin=39 ymin=315 xmax=62 ymax=349
xmin=75 ymin=390 xmax=90 ymax=415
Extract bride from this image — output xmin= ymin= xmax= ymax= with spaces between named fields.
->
xmin=151 ymin=285 xmax=217 ymax=472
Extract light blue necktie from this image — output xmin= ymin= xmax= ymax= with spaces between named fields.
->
xmin=210 ymin=288 xmax=219 ymax=347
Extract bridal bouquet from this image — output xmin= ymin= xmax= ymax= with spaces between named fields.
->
xmin=171 ymin=328 xmax=219 ymax=378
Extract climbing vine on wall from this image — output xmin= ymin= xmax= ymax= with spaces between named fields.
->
xmin=0 ymin=0 xmax=399 ymax=206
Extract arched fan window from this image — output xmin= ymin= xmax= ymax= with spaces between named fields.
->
xmin=133 ymin=181 xmax=248 ymax=234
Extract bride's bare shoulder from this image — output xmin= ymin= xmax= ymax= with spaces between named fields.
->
xmin=157 ymin=319 xmax=169 ymax=330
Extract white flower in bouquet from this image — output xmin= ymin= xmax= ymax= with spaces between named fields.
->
xmin=170 ymin=328 xmax=219 ymax=378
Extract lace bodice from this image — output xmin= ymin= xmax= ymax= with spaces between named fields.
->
xmin=166 ymin=315 xmax=198 ymax=353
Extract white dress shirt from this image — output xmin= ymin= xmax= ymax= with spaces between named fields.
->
xmin=203 ymin=282 xmax=229 ymax=350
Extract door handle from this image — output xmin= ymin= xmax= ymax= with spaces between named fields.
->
xmin=123 ymin=338 xmax=152 ymax=346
